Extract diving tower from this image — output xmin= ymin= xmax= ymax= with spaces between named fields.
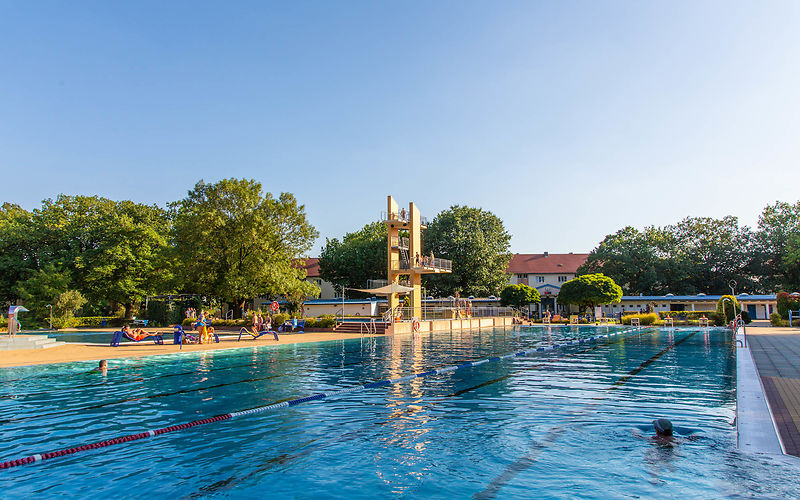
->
xmin=384 ymin=196 xmax=452 ymax=320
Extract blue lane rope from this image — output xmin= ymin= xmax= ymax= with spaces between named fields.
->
xmin=1 ymin=326 xmax=645 ymax=469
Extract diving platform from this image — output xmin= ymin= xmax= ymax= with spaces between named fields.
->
xmin=385 ymin=196 xmax=452 ymax=319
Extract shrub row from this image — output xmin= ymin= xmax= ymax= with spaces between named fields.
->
xmin=178 ymin=314 xmax=337 ymax=329
xmin=621 ymin=313 xmax=659 ymax=325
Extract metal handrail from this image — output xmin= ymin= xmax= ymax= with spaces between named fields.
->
xmin=391 ymin=256 xmax=453 ymax=272
xmin=390 ymin=236 xmax=410 ymax=249
xmin=389 ymin=306 xmax=516 ymax=322
xmin=382 ymin=211 xmax=429 ymax=226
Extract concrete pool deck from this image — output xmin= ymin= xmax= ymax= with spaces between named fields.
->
xmin=741 ymin=320 xmax=800 ymax=457
xmin=0 ymin=331 xmax=376 ymax=368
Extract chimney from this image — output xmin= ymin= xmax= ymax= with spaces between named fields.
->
xmin=544 ymin=251 xmax=549 ymax=257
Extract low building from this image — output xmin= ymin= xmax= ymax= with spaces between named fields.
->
xmin=302 ymin=298 xmax=385 ymax=317
xmin=599 ymin=294 xmax=777 ymax=320
xmin=507 ymin=252 xmax=589 ymax=316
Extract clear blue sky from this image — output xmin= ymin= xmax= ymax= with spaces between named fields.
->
xmin=2 ymin=1 xmax=799 ymax=255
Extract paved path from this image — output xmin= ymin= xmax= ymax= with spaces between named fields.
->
xmin=745 ymin=321 xmax=800 ymax=456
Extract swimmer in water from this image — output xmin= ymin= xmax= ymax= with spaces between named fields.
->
xmin=633 ymin=418 xmax=699 ymax=447
xmin=91 ymin=359 xmax=108 ymax=376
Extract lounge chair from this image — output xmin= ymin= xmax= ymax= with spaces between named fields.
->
xmin=238 ymin=327 xmax=279 ymax=341
xmin=173 ymin=324 xmax=219 ymax=349
xmin=278 ymin=319 xmax=305 ymax=333
xmin=110 ymin=330 xmax=164 ymax=347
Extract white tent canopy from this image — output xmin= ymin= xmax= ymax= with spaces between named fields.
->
xmin=353 ymin=283 xmax=415 ymax=295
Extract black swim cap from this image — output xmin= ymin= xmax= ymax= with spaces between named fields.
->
xmin=653 ymin=418 xmax=673 ymax=435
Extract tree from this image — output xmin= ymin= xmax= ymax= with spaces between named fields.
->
xmin=172 ymin=179 xmax=318 ymax=315
xmin=14 ymin=264 xmax=71 ymax=323
xmin=579 ymin=226 xmax=670 ymax=295
xmin=667 ymin=216 xmax=757 ymax=294
xmin=557 ymin=273 xmax=622 ymax=318
xmin=30 ymin=195 xmax=174 ymax=318
xmin=754 ymin=201 xmax=800 ymax=292
xmin=500 ymin=284 xmax=541 ymax=310
xmin=73 ymin=200 xmax=173 ymax=317
xmin=0 ymin=203 xmax=37 ymax=304
xmin=776 ymin=292 xmax=800 ymax=319
xmin=423 ymin=205 xmax=512 ymax=297
xmin=716 ymin=295 xmax=740 ymax=323
xmin=318 ymin=221 xmax=387 ymax=292
xmin=581 ymin=216 xmax=759 ymax=295
xmin=51 ymin=290 xmax=87 ymax=329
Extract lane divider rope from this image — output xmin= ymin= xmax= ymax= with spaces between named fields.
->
xmin=0 ymin=326 xmax=644 ymax=470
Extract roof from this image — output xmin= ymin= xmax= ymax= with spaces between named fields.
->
xmin=619 ymin=294 xmax=776 ymax=302
xmin=507 ymin=253 xmax=589 ymax=275
xmin=294 ymin=258 xmax=320 ymax=277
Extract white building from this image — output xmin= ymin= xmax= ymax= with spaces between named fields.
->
xmin=599 ymin=294 xmax=777 ymax=320
xmin=507 ymin=252 xmax=589 ymax=316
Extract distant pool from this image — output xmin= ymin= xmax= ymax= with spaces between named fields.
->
xmin=2 ymin=326 xmax=800 ymax=498
xmin=20 ymin=330 xmax=116 ymax=344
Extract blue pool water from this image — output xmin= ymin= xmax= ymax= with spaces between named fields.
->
xmin=2 ymin=326 xmax=800 ymax=498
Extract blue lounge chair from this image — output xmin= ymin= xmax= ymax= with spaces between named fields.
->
xmin=110 ymin=330 xmax=164 ymax=347
xmin=279 ymin=319 xmax=305 ymax=333
xmin=238 ymin=327 xmax=279 ymax=341
xmin=173 ymin=324 xmax=219 ymax=349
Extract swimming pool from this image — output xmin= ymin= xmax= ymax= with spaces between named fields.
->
xmin=2 ymin=326 xmax=799 ymax=498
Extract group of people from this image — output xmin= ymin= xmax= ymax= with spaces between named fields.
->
xmin=415 ymin=251 xmax=437 ymax=268
xmin=184 ymin=307 xmax=198 ymax=319
xmin=251 ymin=312 xmax=272 ymax=333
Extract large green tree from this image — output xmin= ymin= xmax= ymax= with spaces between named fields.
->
xmin=318 ymin=221 xmax=387 ymax=292
xmin=557 ymin=273 xmax=622 ymax=317
xmin=754 ymin=201 xmax=800 ymax=292
xmin=73 ymin=200 xmax=173 ymax=317
xmin=667 ymin=216 xmax=757 ymax=294
xmin=0 ymin=203 xmax=36 ymax=304
xmin=30 ymin=195 xmax=173 ymax=317
xmin=579 ymin=226 xmax=670 ymax=294
xmin=581 ymin=216 xmax=758 ymax=295
xmin=422 ymin=205 xmax=512 ymax=297
xmin=172 ymin=178 xmax=319 ymax=314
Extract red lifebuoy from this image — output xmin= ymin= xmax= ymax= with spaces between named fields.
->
xmin=270 ymin=301 xmax=279 ymax=313
xmin=412 ymin=320 xmax=421 ymax=332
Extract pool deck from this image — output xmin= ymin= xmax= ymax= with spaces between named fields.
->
xmin=0 ymin=331 xmax=376 ymax=368
xmin=743 ymin=321 xmax=800 ymax=457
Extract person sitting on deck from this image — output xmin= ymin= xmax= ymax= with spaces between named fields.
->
xmin=122 ymin=325 xmax=148 ymax=342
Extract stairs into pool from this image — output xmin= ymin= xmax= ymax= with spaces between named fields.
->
xmin=0 ymin=335 xmax=65 ymax=351
xmin=333 ymin=322 xmax=389 ymax=335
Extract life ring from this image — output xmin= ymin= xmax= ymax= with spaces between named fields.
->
xmin=270 ymin=301 xmax=279 ymax=313
xmin=412 ymin=320 xmax=421 ymax=332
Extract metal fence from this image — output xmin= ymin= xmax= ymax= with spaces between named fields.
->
xmin=386 ymin=306 xmax=516 ymax=323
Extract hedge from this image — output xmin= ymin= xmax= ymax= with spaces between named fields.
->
xmin=657 ymin=311 xmax=725 ymax=326
xmin=621 ymin=313 xmax=659 ymax=325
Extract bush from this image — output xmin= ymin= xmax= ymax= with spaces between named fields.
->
xmin=271 ymin=313 xmax=290 ymax=327
xmin=621 ymin=313 xmax=659 ymax=326
xmin=777 ymin=292 xmax=800 ymax=319
xmin=656 ymin=311 xmax=725 ymax=326
xmin=771 ymin=312 xmax=788 ymax=327
xmin=740 ymin=310 xmax=752 ymax=324
xmin=716 ymin=295 xmax=739 ymax=323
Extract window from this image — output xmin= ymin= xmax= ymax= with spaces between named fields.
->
xmin=558 ymin=275 xmax=567 ymax=282
xmin=537 ymin=276 xmax=545 ymax=283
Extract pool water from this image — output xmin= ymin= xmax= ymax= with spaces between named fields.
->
xmin=2 ymin=326 xmax=800 ymax=498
